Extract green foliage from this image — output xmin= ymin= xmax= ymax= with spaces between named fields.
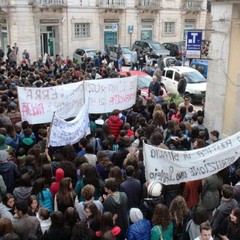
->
xmin=165 ymin=93 xmax=183 ymax=106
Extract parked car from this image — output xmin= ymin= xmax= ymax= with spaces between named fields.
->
xmin=143 ymin=57 xmax=182 ymax=76
xmin=190 ymin=59 xmax=208 ymax=78
xmin=118 ymin=70 xmax=152 ymax=99
xmin=73 ymin=48 xmax=99 ymax=63
xmin=162 ymin=42 xmax=185 ymax=57
xmin=108 ymin=45 xmax=131 ymax=65
xmin=132 ymin=40 xmax=170 ymax=59
xmin=162 ymin=66 xmax=206 ymax=103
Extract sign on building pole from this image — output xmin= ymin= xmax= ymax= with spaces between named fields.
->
xmin=186 ymin=31 xmax=202 ymax=59
xmin=112 ymin=23 xmax=118 ymax=32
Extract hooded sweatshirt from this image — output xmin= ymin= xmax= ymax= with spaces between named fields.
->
xmin=106 ymin=115 xmax=123 ymax=140
xmin=13 ymin=186 xmax=33 ymax=202
xmin=103 ymin=192 xmax=128 ymax=239
xmin=50 ymin=168 xmax=64 ymax=199
xmin=0 ymin=150 xmax=20 ymax=193
xmin=0 ymin=202 xmax=13 ymax=221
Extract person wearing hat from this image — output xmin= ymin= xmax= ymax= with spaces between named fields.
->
xmin=126 ymin=208 xmax=151 ymax=240
xmin=0 ymin=150 xmax=20 ymax=193
xmin=141 ymin=181 xmax=164 ymax=221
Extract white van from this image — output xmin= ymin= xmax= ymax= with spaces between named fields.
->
xmin=162 ymin=66 xmax=207 ymax=103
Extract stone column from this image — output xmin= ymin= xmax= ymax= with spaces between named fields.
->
xmin=205 ymin=1 xmax=240 ymax=137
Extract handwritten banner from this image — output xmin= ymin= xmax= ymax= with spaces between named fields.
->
xmin=85 ymin=76 xmax=137 ymax=114
xmin=17 ymin=76 xmax=137 ymax=124
xmin=48 ymin=98 xmax=90 ymax=147
xmin=143 ymin=131 xmax=240 ymax=185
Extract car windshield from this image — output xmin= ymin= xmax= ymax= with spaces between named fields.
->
xmin=151 ymin=43 xmax=164 ymax=50
xmin=86 ymin=50 xmax=98 ymax=57
xmin=122 ymin=47 xmax=131 ymax=54
xmin=184 ymin=71 xmax=206 ymax=83
xmin=137 ymin=75 xmax=152 ymax=88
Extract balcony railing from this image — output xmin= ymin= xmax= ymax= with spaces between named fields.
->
xmin=33 ymin=0 xmax=66 ymax=8
xmin=184 ymin=0 xmax=203 ymax=12
xmin=0 ymin=0 xmax=8 ymax=7
xmin=137 ymin=0 xmax=161 ymax=10
xmin=99 ymin=0 xmax=125 ymax=9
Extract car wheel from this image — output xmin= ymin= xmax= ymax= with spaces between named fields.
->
xmin=122 ymin=59 xmax=126 ymax=66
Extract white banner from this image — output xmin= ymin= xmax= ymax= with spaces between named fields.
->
xmin=85 ymin=76 xmax=137 ymax=114
xmin=48 ymin=98 xmax=90 ymax=147
xmin=143 ymin=131 xmax=240 ymax=185
xmin=17 ymin=76 xmax=137 ymax=124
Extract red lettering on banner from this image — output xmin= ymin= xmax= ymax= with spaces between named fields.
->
xmin=21 ymin=103 xmax=44 ymax=117
xmin=109 ymin=93 xmax=136 ymax=105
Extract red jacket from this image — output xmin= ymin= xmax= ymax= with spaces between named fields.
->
xmin=182 ymin=180 xmax=202 ymax=208
xmin=106 ymin=115 xmax=123 ymax=140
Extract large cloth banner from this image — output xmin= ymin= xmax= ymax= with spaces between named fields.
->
xmin=48 ymin=98 xmax=90 ymax=147
xmin=17 ymin=82 xmax=84 ymax=124
xmin=17 ymin=76 xmax=137 ymax=124
xmin=143 ymin=131 xmax=240 ymax=185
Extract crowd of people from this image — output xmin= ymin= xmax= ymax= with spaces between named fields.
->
xmin=0 ymin=47 xmax=239 ymax=240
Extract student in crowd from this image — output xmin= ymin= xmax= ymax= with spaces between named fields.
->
xmin=194 ymin=222 xmax=213 ymax=240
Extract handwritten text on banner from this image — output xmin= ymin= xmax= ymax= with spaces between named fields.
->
xmin=143 ymin=131 xmax=240 ymax=185
xmin=48 ymin=98 xmax=90 ymax=147
xmin=17 ymin=76 xmax=138 ymax=124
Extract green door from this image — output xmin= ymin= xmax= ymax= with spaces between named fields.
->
xmin=104 ymin=31 xmax=117 ymax=46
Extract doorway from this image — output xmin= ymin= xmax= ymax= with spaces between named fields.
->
xmin=104 ymin=25 xmax=118 ymax=46
xmin=40 ymin=26 xmax=55 ymax=57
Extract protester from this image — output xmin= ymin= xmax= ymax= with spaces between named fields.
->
xmin=13 ymin=201 xmax=43 ymax=240
xmin=126 ymin=208 xmax=151 ymax=240
xmin=151 ymin=203 xmax=173 ymax=240
xmin=0 ymin=48 xmax=239 ymax=240
xmin=103 ymin=178 xmax=128 ymax=240
xmin=194 ymin=222 xmax=213 ymax=240
xmin=218 ymin=207 xmax=240 ymax=240
xmin=177 ymin=73 xmax=187 ymax=97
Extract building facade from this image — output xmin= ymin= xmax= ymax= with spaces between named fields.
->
xmin=0 ymin=0 xmax=208 ymax=61
xmin=205 ymin=0 xmax=240 ymax=136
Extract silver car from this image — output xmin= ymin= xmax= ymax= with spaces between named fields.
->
xmin=73 ymin=48 xmax=99 ymax=64
xmin=132 ymin=40 xmax=170 ymax=58
xmin=108 ymin=45 xmax=131 ymax=66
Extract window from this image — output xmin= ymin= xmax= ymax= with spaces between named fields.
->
xmin=164 ymin=22 xmax=175 ymax=34
xmin=174 ymin=72 xmax=180 ymax=81
xmin=166 ymin=70 xmax=173 ymax=79
xmin=141 ymin=25 xmax=153 ymax=40
xmin=74 ymin=23 xmax=90 ymax=37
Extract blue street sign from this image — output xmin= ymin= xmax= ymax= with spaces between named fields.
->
xmin=186 ymin=31 xmax=202 ymax=59
xmin=112 ymin=23 xmax=118 ymax=32
xmin=128 ymin=25 xmax=134 ymax=34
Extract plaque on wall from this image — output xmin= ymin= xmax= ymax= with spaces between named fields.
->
xmin=40 ymin=19 xmax=59 ymax=24
xmin=104 ymin=19 xmax=119 ymax=23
